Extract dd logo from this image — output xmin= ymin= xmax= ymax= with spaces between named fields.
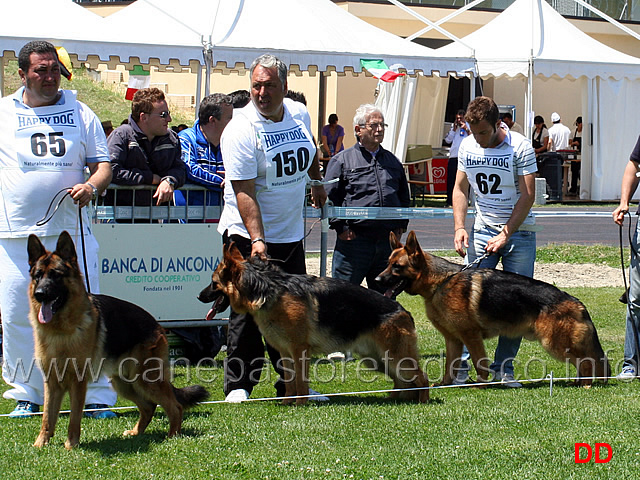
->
xmin=574 ymin=443 xmax=612 ymax=463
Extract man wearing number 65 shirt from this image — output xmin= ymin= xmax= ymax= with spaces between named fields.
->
xmin=452 ymin=96 xmax=537 ymax=387
xmin=218 ymin=54 xmax=327 ymax=403
xmin=0 ymin=41 xmax=115 ymax=417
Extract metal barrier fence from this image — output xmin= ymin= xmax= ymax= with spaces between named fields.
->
xmin=92 ymin=184 xmax=609 ymax=327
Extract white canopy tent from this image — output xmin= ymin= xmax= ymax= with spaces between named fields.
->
xmin=375 ymin=73 xmax=451 ymax=164
xmin=437 ymin=0 xmax=640 ymax=200
xmin=0 ymin=0 xmax=104 ymax=96
xmin=0 ymin=0 xmax=472 ymax=87
xmin=95 ymin=0 xmax=471 ymax=73
xmin=0 ymin=0 xmax=473 ymax=148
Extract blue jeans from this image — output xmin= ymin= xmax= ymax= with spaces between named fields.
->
xmin=332 ymin=234 xmax=392 ymax=294
xmin=460 ymin=225 xmax=536 ymax=376
xmin=623 ymin=218 xmax=640 ymax=370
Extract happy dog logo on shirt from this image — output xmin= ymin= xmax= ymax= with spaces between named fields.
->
xmin=465 ymin=153 xmax=510 ymax=169
xmin=262 ymin=126 xmax=309 ymax=152
xmin=16 ymin=109 xmax=76 ymax=131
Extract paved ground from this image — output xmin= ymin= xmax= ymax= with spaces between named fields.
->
xmin=304 ymin=206 xmax=623 ymax=252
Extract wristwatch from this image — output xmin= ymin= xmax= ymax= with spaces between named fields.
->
xmin=163 ymin=177 xmax=176 ymax=189
xmin=87 ymin=182 xmax=98 ymax=200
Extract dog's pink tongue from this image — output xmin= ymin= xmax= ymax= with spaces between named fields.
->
xmin=383 ymin=289 xmax=394 ymax=298
xmin=38 ymin=302 xmax=54 ymax=324
xmin=205 ymin=308 xmax=216 ymax=321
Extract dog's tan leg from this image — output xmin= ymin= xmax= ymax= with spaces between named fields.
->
xmin=124 ymin=400 xmax=157 ymax=437
xmin=292 ymin=347 xmax=310 ymax=406
xmin=155 ymin=384 xmax=183 ymax=437
xmin=111 ymin=377 xmax=158 ymax=437
xmin=280 ymin=355 xmax=296 ymax=405
xmin=442 ymin=337 xmax=463 ymax=385
xmin=385 ymin=336 xmax=429 ymax=403
xmin=465 ymin=337 xmax=490 ymax=385
xmin=65 ymin=379 xmax=88 ymax=450
xmin=34 ymin=381 xmax=64 ymax=448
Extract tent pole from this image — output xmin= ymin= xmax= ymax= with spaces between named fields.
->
xmin=318 ymin=71 xmax=326 ymax=143
xmin=0 ymin=57 xmax=4 ymax=98
xmin=470 ymin=71 xmax=475 ymax=101
xmin=195 ymin=63 xmax=203 ymax=118
xmin=526 ymin=57 xmax=533 ymax=140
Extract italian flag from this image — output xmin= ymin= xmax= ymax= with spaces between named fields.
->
xmin=360 ymin=59 xmax=405 ymax=82
xmin=125 ymin=65 xmax=151 ymax=100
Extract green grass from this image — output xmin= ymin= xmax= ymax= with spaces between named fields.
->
xmin=0 ymin=285 xmax=637 ymax=478
xmin=3 ymin=60 xmax=195 ymax=128
xmin=428 ymin=243 xmax=630 ymax=269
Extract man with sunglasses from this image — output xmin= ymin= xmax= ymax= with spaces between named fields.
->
xmin=107 ymin=87 xmax=186 ymax=209
xmin=324 ymin=104 xmax=410 ymax=300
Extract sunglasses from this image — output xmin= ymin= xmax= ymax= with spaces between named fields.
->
xmin=148 ymin=111 xmax=171 ymax=119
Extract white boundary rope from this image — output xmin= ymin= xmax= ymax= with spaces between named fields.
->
xmin=1 ymin=373 xmax=626 ymax=417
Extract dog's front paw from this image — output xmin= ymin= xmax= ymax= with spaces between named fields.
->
xmin=33 ymin=435 xmax=50 ymax=448
xmin=123 ymin=429 xmax=139 ymax=437
xmin=64 ymin=438 xmax=79 ymax=450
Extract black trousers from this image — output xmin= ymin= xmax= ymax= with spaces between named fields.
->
xmin=446 ymin=156 xmax=458 ymax=206
xmin=222 ymin=233 xmax=306 ymax=397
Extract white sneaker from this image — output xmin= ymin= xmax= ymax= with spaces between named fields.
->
xmin=225 ymin=389 xmax=249 ymax=403
xmin=452 ymin=370 xmax=469 ymax=385
xmin=616 ymin=366 xmax=636 ymax=381
xmin=495 ymin=372 xmax=522 ymax=388
xmin=308 ymin=388 xmax=330 ymax=402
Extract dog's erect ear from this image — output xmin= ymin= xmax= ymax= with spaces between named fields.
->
xmin=224 ymin=241 xmax=245 ymax=265
xmin=389 ymin=231 xmax=403 ymax=251
xmin=27 ymin=234 xmax=47 ymax=267
xmin=55 ymin=231 xmax=78 ymax=264
xmin=405 ymin=231 xmax=423 ymax=255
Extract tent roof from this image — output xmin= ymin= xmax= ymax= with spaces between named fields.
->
xmin=0 ymin=0 xmax=104 ymax=59
xmin=0 ymin=0 xmax=473 ymax=75
xmin=437 ymin=0 xmax=640 ymax=80
xmin=95 ymin=0 xmax=472 ymax=74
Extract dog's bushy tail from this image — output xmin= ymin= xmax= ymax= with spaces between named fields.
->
xmin=173 ymin=385 xmax=210 ymax=408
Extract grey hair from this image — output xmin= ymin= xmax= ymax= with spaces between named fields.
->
xmin=353 ymin=104 xmax=383 ymax=136
xmin=249 ymin=54 xmax=287 ymax=90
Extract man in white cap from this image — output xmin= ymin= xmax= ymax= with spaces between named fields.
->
xmin=547 ymin=112 xmax=571 ymax=152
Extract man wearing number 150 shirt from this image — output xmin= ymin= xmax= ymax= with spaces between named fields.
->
xmin=0 ymin=41 xmax=115 ymax=417
xmin=452 ymin=96 xmax=537 ymax=387
xmin=218 ymin=54 xmax=326 ymax=403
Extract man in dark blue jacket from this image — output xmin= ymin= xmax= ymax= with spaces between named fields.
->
xmin=177 ymin=93 xmax=233 ymax=209
xmin=324 ymin=104 xmax=409 ymax=295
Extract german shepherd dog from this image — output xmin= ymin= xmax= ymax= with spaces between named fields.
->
xmin=198 ymin=242 xmax=429 ymax=405
xmin=27 ymin=231 xmax=209 ymax=449
xmin=376 ymin=231 xmax=610 ymax=386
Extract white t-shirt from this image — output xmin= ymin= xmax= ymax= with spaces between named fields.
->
xmin=219 ymin=98 xmax=316 ymax=242
xmin=458 ymin=129 xmax=537 ymax=229
xmin=548 ymin=123 xmax=572 ymax=151
xmin=0 ymin=88 xmax=109 ymax=238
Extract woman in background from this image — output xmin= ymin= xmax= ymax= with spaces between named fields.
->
xmin=321 ymin=113 xmax=345 ymax=158
xmin=532 ymin=115 xmax=550 ymax=157
xmin=568 ymin=116 xmax=583 ymax=195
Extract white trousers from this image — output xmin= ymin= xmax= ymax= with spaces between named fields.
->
xmin=0 ymin=233 xmax=116 ymax=406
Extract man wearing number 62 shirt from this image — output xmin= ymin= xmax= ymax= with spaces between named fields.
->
xmin=0 ymin=41 xmax=115 ymax=417
xmin=452 ymin=96 xmax=537 ymax=387
xmin=218 ymin=54 xmax=326 ymax=403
